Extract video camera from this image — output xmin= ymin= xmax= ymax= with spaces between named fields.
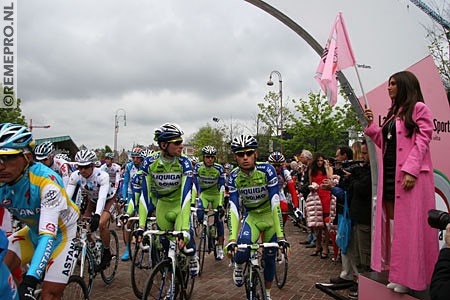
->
xmin=333 ymin=160 xmax=365 ymax=176
xmin=428 ymin=209 xmax=450 ymax=230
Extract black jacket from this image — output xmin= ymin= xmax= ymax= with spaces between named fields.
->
xmin=430 ymin=247 xmax=450 ymax=300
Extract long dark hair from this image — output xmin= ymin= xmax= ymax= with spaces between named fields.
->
xmin=386 ymin=71 xmax=424 ymax=137
xmin=310 ymin=152 xmax=326 ymax=178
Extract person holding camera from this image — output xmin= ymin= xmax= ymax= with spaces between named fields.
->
xmin=364 ymin=71 xmax=438 ymax=293
xmin=329 ymin=141 xmax=372 ymax=299
xmin=430 ymin=223 xmax=450 ymax=300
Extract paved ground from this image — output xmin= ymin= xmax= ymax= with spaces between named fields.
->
xmin=90 ymin=221 xmax=347 ymax=300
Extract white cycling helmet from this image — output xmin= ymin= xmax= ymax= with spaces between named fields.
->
xmin=55 ymin=153 xmax=71 ymax=161
xmin=141 ymin=148 xmax=154 ymax=157
xmin=201 ymin=145 xmax=217 ymax=156
xmin=190 ymin=156 xmax=199 ymax=164
xmin=231 ymin=135 xmax=258 ymax=152
xmin=268 ymin=151 xmax=285 ymax=164
xmin=34 ymin=141 xmax=55 ymax=160
xmin=75 ymin=149 xmax=97 ymax=166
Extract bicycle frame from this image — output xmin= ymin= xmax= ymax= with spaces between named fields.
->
xmin=143 ymin=229 xmax=194 ymax=299
xmin=235 ymin=242 xmax=279 ymax=300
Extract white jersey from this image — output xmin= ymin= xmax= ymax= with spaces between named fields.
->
xmin=66 ymin=168 xmax=115 ymax=215
xmin=100 ymin=162 xmax=121 ymax=193
xmin=50 ymin=157 xmax=72 ymax=187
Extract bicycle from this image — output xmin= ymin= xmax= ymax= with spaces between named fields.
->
xmin=72 ymin=217 xmax=120 ymax=295
xmin=33 ymin=274 xmax=89 ymax=300
xmin=232 ymin=242 xmax=279 ymax=300
xmin=129 ymin=216 xmax=163 ymax=299
xmin=274 ymin=242 xmax=289 ymax=289
xmin=192 ymin=207 xmax=218 ymax=276
xmin=142 ymin=230 xmax=196 ymax=300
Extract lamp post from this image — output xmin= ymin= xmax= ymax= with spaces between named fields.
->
xmin=267 ymin=70 xmax=283 ymax=151
xmin=212 ymin=116 xmax=233 ymax=142
xmin=113 ymin=108 xmax=127 ymax=161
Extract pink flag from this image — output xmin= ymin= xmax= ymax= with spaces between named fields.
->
xmin=315 ymin=12 xmax=356 ymax=106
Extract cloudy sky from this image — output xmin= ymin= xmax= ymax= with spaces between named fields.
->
xmin=17 ymin=0 xmax=444 ymax=151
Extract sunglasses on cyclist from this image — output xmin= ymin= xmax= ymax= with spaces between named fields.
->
xmin=77 ymin=164 xmax=93 ymax=170
xmin=0 ymin=153 xmax=23 ymax=165
xmin=168 ymin=139 xmax=183 ymax=145
xmin=235 ymin=150 xmax=255 ymax=158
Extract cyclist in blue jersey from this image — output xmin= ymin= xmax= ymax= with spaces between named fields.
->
xmin=226 ymin=135 xmax=287 ymax=300
xmin=120 ymin=147 xmax=144 ymax=261
xmin=0 ymin=123 xmax=79 ymax=300
xmin=0 ymin=229 xmax=18 ymax=300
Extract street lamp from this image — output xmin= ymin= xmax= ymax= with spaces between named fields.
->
xmin=267 ymin=70 xmax=283 ymax=151
xmin=212 ymin=116 xmax=233 ymax=142
xmin=113 ymin=108 xmax=127 ymax=161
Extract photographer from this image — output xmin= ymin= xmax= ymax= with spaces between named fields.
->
xmin=430 ymin=223 xmax=450 ymax=300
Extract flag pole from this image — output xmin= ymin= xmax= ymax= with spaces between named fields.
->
xmin=353 ymin=65 xmax=370 ymax=109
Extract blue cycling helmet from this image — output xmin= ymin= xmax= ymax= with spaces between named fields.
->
xmin=154 ymin=123 xmax=184 ymax=142
xmin=0 ymin=123 xmax=35 ymax=154
xmin=230 ymin=135 xmax=258 ymax=152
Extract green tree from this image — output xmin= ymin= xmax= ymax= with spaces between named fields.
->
xmin=0 ymin=98 xmax=27 ymax=125
xmin=283 ymin=92 xmax=362 ymax=158
xmin=256 ymin=91 xmax=291 ymax=159
xmin=189 ymin=125 xmax=228 ymax=163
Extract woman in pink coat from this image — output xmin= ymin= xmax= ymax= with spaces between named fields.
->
xmin=364 ymin=71 xmax=438 ymax=293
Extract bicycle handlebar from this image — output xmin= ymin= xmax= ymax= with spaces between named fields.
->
xmin=143 ymin=229 xmax=194 ymax=253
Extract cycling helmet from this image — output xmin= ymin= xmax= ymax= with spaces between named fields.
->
xmin=201 ymin=145 xmax=217 ymax=156
xmin=131 ymin=147 xmax=143 ymax=158
xmin=34 ymin=141 xmax=55 ymax=160
xmin=230 ymin=135 xmax=258 ymax=152
xmin=141 ymin=148 xmax=154 ymax=157
xmin=94 ymin=160 xmax=102 ymax=167
xmin=154 ymin=123 xmax=184 ymax=142
xmin=268 ymin=151 xmax=285 ymax=164
xmin=75 ymin=149 xmax=97 ymax=166
xmin=190 ymin=156 xmax=199 ymax=165
xmin=0 ymin=123 xmax=35 ymax=154
xmin=55 ymin=153 xmax=71 ymax=161
xmin=224 ymin=163 xmax=234 ymax=170
xmin=105 ymin=152 xmax=114 ymax=159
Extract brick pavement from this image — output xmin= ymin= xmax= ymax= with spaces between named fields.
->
xmin=91 ymin=221 xmax=345 ymax=300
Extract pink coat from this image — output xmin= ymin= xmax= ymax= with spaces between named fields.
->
xmin=365 ymin=102 xmax=438 ymax=290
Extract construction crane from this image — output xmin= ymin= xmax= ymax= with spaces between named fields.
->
xmin=29 ymin=119 xmax=50 ymax=132
xmin=408 ymin=0 xmax=450 ymax=34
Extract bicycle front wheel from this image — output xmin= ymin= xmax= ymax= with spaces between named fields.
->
xmin=126 ymin=218 xmax=139 ymax=261
xmin=101 ymin=229 xmax=119 ymax=284
xmin=180 ymin=258 xmax=195 ymax=299
xmin=275 ymin=249 xmax=288 ymax=289
xmin=73 ymin=246 xmax=95 ymax=295
xmin=61 ymin=275 xmax=89 ymax=300
xmin=196 ymin=227 xmax=207 ymax=276
xmin=249 ymin=269 xmax=266 ymax=300
xmin=131 ymin=238 xmax=159 ymax=299
xmin=142 ymin=260 xmax=178 ymax=300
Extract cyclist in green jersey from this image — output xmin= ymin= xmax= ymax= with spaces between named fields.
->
xmin=193 ymin=145 xmax=226 ymax=260
xmin=138 ymin=123 xmax=199 ymax=276
xmin=226 ymin=135 xmax=287 ymax=300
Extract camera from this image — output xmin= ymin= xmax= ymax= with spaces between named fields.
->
xmin=428 ymin=209 xmax=450 ymax=230
xmin=333 ymin=160 xmax=365 ymax=176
